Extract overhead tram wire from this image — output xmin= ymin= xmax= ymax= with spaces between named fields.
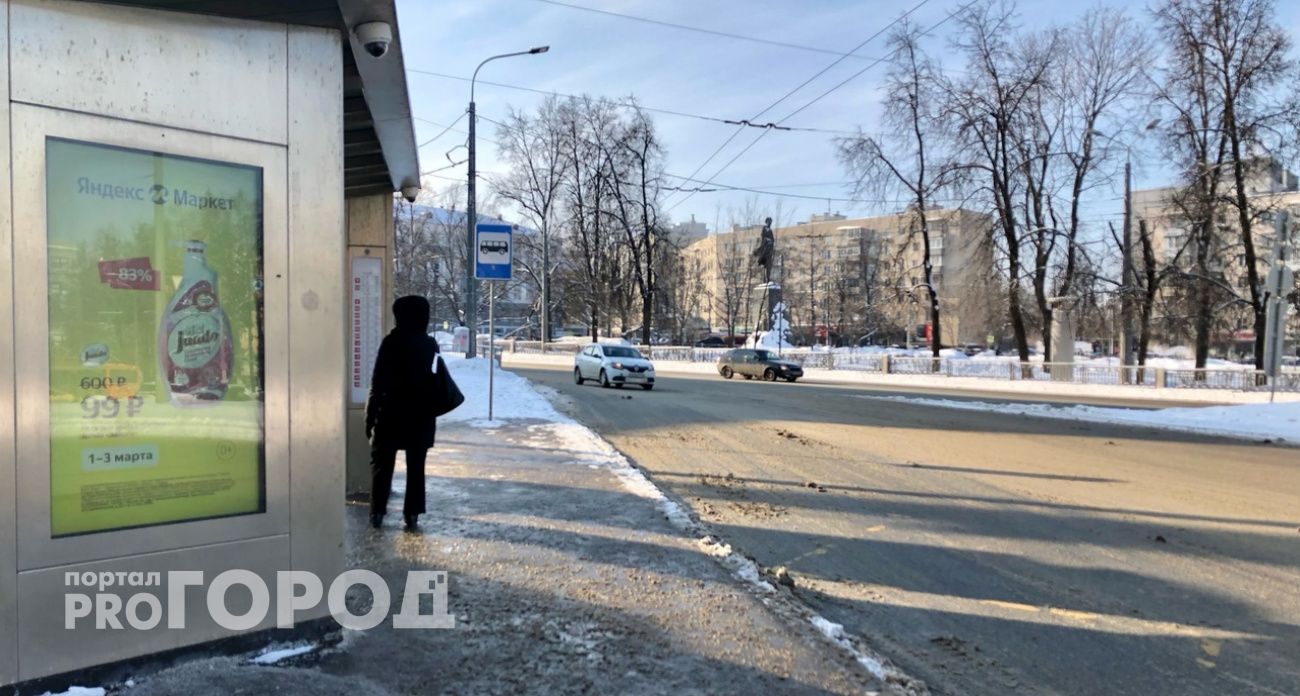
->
xmin=667 ymin=0 xmax=980 ymax=215
xmin=416 ymin=112 xmax=468 ymax=150
xmin=664 ymin=172 xmax=988 ymax=206
xmin=415 ymin=115 xmax=469 ymax=137
xmin=405 ymin=68 xmax=856 ymax=136
xmin=527 ymin=0 xmax=886 ymax=62
xmin=775 ymin=0 xmax=981 ymax=126
xmin=467 ymin=110 xmax=1126 ymax=215
xmin=662 ymin=0 xmax=932 ymax=214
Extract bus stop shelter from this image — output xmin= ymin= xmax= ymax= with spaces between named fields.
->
xmin=0 ymin=0 xmax=418 ymax=686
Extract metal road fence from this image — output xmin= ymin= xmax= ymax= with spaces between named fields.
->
xmin=480 ymin=340 xmax=1300 ymax=393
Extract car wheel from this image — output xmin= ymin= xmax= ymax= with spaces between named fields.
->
xmin=641 ymin=384 xmax=653 ymax=391
xmin=574 ymin=367 xmax=584 ymax=385
xmin=720 ymin=366 xmax=733 ymax=379
xmin=763 ymin=369 xmax=777 ymax=382
xmin=599 ymin=369 xmax=610 ymax=388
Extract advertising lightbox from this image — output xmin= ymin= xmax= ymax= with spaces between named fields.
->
xmin=45 ymin=138 xmax=266 ymax=537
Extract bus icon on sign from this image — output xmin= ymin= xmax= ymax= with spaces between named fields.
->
xmin=475 ymin=223 xmax=513 ymax=280
xmin=479 ymin=239 xmax=509 ymax=255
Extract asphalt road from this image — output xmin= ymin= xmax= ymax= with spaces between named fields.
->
xmin=515 ymin=365 xmax=1300 ymax=696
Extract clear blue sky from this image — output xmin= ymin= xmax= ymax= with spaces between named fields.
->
xmin=395 ymin=0 xmax=1300 ymax=233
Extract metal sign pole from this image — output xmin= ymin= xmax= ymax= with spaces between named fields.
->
xmin=475 ymin=221 xmax=512 ymax=421
xmin=489 ymin=281 xmax=496 ymax=420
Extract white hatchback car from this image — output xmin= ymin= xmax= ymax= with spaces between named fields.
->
xmin=574 ymin=344 xmax=656 ymax=390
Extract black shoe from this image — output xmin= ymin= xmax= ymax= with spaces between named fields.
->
xmin=370 ymin=513 xmax=384 ymax=529
xmin=404 ymin=515 xmax=420 ymax=532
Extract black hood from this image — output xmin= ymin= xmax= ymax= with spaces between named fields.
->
xmin=392 ymin=295 xmax=430 ymax=334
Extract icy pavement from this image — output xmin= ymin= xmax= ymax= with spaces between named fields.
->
xmin=863 ymin=396 xmax=1300 ymax=442
xmin=95 ymin=356 xmax=918 ymax=695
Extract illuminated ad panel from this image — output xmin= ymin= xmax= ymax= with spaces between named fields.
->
xmin=46 ymin=138 xmax=265 ymax=537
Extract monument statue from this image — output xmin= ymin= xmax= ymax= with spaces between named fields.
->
xmin=751 ymin=216 xmax=775 ymax=282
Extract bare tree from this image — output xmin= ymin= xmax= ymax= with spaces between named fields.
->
xmin=602 ymin=102 xmax=667 ymax=345
xmin=1155 ymin=0 xmax=1299 ymax=368
xmin=714 ymin=234 xmax=752 ymax=341
xmin=947 ymin=0 xmax=1055 ymax=364
xmin=495 ymin=97 xmax=566 ymax=341
xmin=839 ymin=21 xmax=962 ymax=358
xmin=1011 ymin=8 xmax=1148 ymax=361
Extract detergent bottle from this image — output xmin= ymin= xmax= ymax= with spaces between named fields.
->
xmin=158 ymin=241 xmax=232 ymax=406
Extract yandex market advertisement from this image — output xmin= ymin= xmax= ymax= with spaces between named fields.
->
xmin=46 ymin=137 xmax=266 ymax=537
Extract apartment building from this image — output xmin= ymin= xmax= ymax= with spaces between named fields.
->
xmin=1131 ymin=159 xmax=1300 ymax=349
xmin=681 ymin=208 xmax=998 ymax=345
xmin=668 ymin=215 xmax=710 ymax=245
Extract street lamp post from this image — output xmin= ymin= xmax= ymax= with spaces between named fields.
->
xmin=466 ymin=45 xmax=549 ymax=358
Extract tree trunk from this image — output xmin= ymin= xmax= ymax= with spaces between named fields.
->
xmin=1194 ymin=222 xmax=1212 ymax=371
xmin=1009 ymin=282 xmax=1031 ymax=367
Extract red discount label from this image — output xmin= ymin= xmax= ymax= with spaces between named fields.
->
xmin=98 ymin=257 xmax=160 ymax=291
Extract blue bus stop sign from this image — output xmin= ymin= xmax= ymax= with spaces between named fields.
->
xmin=474 ymin=223 xmax=513 ymax=280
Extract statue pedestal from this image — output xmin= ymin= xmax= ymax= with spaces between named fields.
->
xmin=758 ymin=282 xmax=783 ymax=332
xmin=750 ymin=282 xmax=791 ymax=349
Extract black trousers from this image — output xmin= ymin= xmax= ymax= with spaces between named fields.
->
xmin=370 ymin=446 xmax=428 ymax=517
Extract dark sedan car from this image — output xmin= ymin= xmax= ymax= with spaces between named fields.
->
xmin=717 ymin=349 xmax=803 ymax=382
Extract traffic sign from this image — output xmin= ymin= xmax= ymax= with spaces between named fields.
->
xmin=475 ymin=223 xmax=513 ymax=280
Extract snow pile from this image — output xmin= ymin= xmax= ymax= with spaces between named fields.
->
xmin=552 ymin=335 xmax=630 ymax=346
xmin=869 ymin=396 xmax=1300 ymax=441
xmin=37 ymin=688 xmax=105 ymax=696
xmin=809 ymin=617 xmax=889 ymax=681
xmin=439 ymin=355 xmax=565 ymax=424
xmin=746 ymin=330 xmax=795 ymax=349
xmin=745 ymin=301 xmax=794 ymax=349
xmin=250 ymin=641 xmax=317 ymax=665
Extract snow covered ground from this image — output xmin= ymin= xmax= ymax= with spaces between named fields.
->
xmin=865 ymin=395 xmax=1300 ymax=442
xmin=439 ymin=355 xmax=566 ymax=424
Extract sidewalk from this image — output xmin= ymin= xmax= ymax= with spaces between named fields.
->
xmin=80 ymin=359 xmax=919 ymax=696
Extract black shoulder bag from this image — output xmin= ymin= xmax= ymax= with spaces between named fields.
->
xmin=430 ymin=355 xmax=465 ymax=417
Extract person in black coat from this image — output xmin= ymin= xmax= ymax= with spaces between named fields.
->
xmin=366 ymin=295 xmax=440 ymax=531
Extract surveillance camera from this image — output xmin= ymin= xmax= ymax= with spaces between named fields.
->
xmin=401 ymin=184 xmax=420 ymax=203
xmin=354 ymin=22 xmax=392 ymax=59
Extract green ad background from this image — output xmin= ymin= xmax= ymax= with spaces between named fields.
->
xmin=46 ymin=138 xmax=266 ymax=537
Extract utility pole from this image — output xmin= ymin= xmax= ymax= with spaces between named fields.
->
xmin=1091 ymin=122 xmax=1159 ymax=378
xmin=809 ymin=236 xmax=816 ymax=348
xmin=465 ymin=46 xmax=550 ymax=358
xmin=1120 ymin=158 xmax=1134 ymax=382
xmin=465 ymin=98 xmax=478 ymax=357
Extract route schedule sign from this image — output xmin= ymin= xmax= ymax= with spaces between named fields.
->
xmin=350 ymin=256 xmax=383 ymax=404
xmin=46 ymin=137 xmax=266 ymax=537
xmin=474 ymin=222 xmax=512 ymax=281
